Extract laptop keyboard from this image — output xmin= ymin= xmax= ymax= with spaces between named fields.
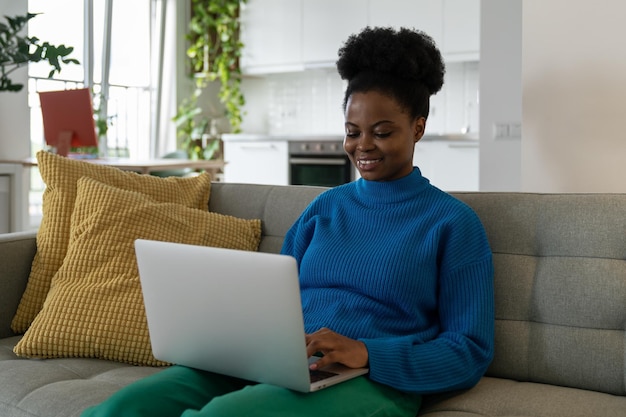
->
xmin=309 ymin=369 xmax=338 ymax=383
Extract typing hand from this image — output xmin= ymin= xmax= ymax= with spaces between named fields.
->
xmin=305 ymin=327 xmax=369 ymax=370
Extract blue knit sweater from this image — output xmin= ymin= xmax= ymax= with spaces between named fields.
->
xmin=281 ymin=168 xmax=494 ymax=394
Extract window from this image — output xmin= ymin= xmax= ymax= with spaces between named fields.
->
xmin=28 ymin=0 xmax=153 ymax=158
xmin=26 ymin=0 xmax=180 ymax=226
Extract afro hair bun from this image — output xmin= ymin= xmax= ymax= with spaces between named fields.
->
xmin=336 ymin=26 xmax=445 ymax=95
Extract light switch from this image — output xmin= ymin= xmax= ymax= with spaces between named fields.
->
xmin=493 ymin=122 xmax=521 ymax=139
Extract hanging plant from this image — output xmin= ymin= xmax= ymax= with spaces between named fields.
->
xmin=185 ymin=0 xmax=247 ymax=133
xmin=0 ymin=13 xmax=79 ymax=92
xmin=173 ymin=85 xmax=209 ymax=160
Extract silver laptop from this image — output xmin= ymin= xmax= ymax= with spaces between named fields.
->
xmin=134 ymin=239 xmax=369 ymax=393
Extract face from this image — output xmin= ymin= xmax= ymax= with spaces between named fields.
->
xmin=344 ymin=91 xmax=425 ymax=182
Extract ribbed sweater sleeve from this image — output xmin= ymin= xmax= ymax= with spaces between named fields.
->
xmin=281 ymin=168 xmax=494 ymax=394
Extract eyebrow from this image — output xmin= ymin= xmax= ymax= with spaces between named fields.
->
xmin=345 ymin=120 xmax=395 ymax=128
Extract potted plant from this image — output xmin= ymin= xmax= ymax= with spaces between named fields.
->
xmin=174 ymin=0 xmax=247 ymax=160
xmin=0 ymin=13 xmax=79 ymax=93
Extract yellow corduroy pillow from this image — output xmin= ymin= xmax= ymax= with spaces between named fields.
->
xmin=14 ymin=177 xmax=261 ymax=366
xmin=11 ymin=151 xmax=212 ymax=334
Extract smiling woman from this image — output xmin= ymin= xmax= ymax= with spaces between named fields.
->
xmin=80 ymin=26 xmax=493 ymax=417
xmin=344 ymin=91 xmax=423 ymax=182
xmin=338 ymin=27 xmax=444 ymax=183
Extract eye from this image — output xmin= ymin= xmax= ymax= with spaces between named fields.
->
xmin=345 ymin=131 xmax=360 ymax=139
xmin=375 ymin=131 xmax=392 ymax=139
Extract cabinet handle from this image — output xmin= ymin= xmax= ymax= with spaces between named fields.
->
xmin=289 ymin=157 xmax=347 ymax=166
xmin=240 ymin=144 xmax=278 ymax=151
xmin=447 ymin=143 xmax=479 ymax=149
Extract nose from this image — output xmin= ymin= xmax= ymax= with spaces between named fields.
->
xmin=355 ymin=133 xmax=375 ymax=151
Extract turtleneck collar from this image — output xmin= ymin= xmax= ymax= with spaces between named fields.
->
xmin=353 ymin=167 xmax=431 ymax=205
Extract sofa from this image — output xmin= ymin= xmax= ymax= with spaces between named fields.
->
xmin=1 ymin=181 xmax=625 ymax=417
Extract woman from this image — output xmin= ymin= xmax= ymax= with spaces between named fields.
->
xmin=82 ymin=26 xmax=494 ymax=417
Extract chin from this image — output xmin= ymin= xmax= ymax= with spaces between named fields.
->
xmin=359 ymin=172 xmax=384 ymax=182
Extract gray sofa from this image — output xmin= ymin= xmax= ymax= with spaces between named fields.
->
xmin=1 ymin=182 xmax=625 ymax=416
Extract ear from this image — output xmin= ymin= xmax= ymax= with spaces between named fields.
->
xmin=413 ymin=117 xmax=426 ymax=143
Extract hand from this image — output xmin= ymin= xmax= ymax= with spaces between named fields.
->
xmin=305 ymin=327 xmax=369 ymax=370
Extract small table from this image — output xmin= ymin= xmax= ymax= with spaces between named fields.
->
xmin=0 ymin=156 xmax=226 ymax=233
xmin=1 ymin=156 xmax=225 ymax=176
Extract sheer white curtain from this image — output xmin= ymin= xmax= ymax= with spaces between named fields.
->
xmin=26 ymin=0 xmax=181 ymax=159
xmin=150 ymin=0 xmax=181 ymax=158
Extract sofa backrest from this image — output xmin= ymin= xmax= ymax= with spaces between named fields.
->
xmin=452 ymin=192 xmax=626 ymax=396
xmin=209 ymin=183 xmax=327 ymax=254
xmin=209 ymin=183 xmax=626 ymax=396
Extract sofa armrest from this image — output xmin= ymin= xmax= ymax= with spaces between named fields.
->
xmin=0 ymin=231 xmax=37 ymax=338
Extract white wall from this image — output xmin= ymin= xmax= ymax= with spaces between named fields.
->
xmin=479 ymin=0 xmax=521 ymax=191
xmin=239 ymin=62 xmax=480 ymax=137
xmin=481 ymin=0 xmax=626 ymax=193
xmin=522 ymin=0 xmax=626 ymax=192
xmin=0 ymin=0 xmax=30 ymax=159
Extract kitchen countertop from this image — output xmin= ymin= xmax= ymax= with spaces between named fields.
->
xmin=221 ymin=133 xmax=479 ymax=142
xmin=221 ymin=133 xmax=344 ymax=142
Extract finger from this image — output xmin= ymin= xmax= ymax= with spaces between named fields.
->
xmin=305 ymin=328 xmax=334 ymax=355
xmin=309 ymin=352 xmax=335 ymax=370
xmin=305 ymin=335 xmax=328 ymax=358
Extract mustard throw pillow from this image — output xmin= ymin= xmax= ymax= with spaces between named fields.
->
xmin=13 ymin=177 xmax=261 ymax=366
xmin=11 ymin=151 xmax=212 ymax=333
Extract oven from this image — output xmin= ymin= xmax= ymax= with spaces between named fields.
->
xmin=289 ymin=141 xmax=354 ymax=187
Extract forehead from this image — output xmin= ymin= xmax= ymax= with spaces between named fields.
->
xmin=345 ymin=91 xmax=407 ymax=122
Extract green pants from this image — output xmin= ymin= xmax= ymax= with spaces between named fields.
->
xmin=81 ymin=365 xmax=421 ymax=417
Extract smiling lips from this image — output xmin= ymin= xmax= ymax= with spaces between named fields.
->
xmin=357 ymin=157 xmax=382 ymax=170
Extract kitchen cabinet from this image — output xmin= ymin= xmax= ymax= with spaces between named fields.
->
xmin=301 ymin=0 xmax=367 ymax=65
xmin=413 ymin=140 xmax=478 ymax=191
xmin=369 ymin=0 xmax=479 ymax=61
xmin=223 ymin=140 xmax=289 ymax=185
xmin=240 ymin=0 xmax=480 ymax=75
xmin=368 ymin=0 xmax=443 ymax=48
xmin=222 ymin=137 xmax=478 ymax=189
xmin=239 ymin=0 xmax=303 ymax=74
xmin=442 ymin=0 xmax=480 ymax=61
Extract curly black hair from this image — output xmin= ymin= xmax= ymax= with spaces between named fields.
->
xmin=336 ymin=26 xmax=445 ymax=119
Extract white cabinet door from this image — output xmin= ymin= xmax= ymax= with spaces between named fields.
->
xmin=413 ymin=141 xmax=437 ymax=184
xmin=240 ymin=0 xmax=480 ymax=74
xmin=442 ymin=0 xmax=480 ymax=61
xmin=368 ymin=0 xmax=443 ymax=48
xmin=301 ymin=0 xmax=367 ymax=65
xmin=413 ymin=141 xmax=478 ymax=191
xmin=223 ymin=141 xmax=289 ymax=185
xmin=240 ymin=0 xmax=303 ymax=74
xmin=435 ymin=141 xmax=479 ymax=191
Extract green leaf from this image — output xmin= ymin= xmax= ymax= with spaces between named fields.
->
xmin=178 ymin=0 xmax=246 ymax=139
xmin=0 ymin=13 xmax=79 ymax=92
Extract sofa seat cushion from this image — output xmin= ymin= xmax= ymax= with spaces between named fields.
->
xmin=1 ymin=336 xmax=163 ymax=417
xmin=419 ymin=376 xmax=626 ymax=417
